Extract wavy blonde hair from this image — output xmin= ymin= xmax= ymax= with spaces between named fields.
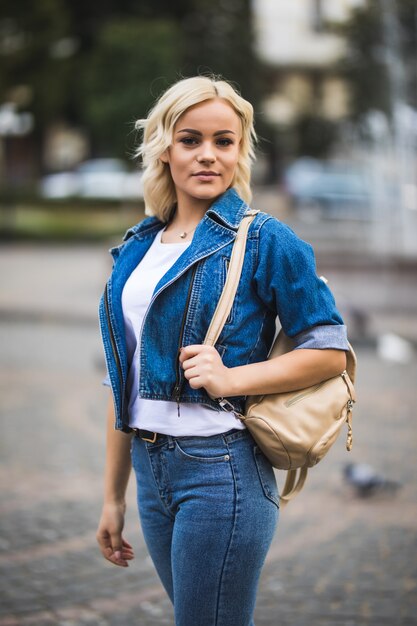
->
xmin=134 ymin=76 xmax=257 ymax=220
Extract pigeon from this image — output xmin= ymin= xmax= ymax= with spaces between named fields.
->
xmin=343 ymin=463 xmax=401 ymax=498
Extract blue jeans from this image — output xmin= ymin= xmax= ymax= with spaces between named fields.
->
xmin=130 ymin=428 xmax=279 ymax=626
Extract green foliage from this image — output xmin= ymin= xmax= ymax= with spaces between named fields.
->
xmin=295 ymin=114 xmax=338 ymax=158
xmin=0 ymin=0 xmax=73 ymax=124
xmin=179 ymin=0 xmax=261 ymax=106
xmin=0 ymin=201 xmax=145 ymax=241
xmin=0 ymin=0 xmax=261 ymax=163
xmin=334 ymin=0 xmax=417 ymax=119
xmin=78 ymin=18 xmax=182 ymax=158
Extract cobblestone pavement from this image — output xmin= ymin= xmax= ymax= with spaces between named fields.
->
xmin=0 ymin=239 xmax=417 ymax=626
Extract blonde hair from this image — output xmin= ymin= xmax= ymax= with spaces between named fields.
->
xmin=135 ymin=76 xmax=257 ymax=220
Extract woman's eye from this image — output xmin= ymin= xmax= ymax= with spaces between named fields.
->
xmin=180 ymin=137 xmax=198 ymax=145
xmin=179 ymin=137 xmax=233 ymax=147
xmin=217 ymin=138 xmax=233 ymax=146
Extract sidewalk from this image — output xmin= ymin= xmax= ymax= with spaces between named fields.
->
xmin=0 ymin=242 xmax=416 ymax=625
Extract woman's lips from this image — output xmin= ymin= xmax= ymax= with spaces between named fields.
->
xmin=192 ymin=172 xmax=220 ymax=181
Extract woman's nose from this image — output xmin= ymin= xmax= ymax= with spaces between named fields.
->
xmin=197 ymin=142 xmax=216 ymax=162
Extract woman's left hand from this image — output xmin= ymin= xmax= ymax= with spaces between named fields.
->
xmin=179 ymin=345 xmax=233 ymax=399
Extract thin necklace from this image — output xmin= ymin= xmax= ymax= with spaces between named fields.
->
xmin=164 ymin=224 xmax=198 ymax=239
xmin=179 ymin=226 xmax=197 ymax=239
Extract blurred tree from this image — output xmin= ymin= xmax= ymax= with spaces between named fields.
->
xmin=78 ymin=19 xmax=182 ymax=158
xmin=0 ymin=0 xmax=263 ymax=169
xmin=295 ymin=114 xmax=338 ymax=158
xmin=335 ymin=0 xmax=417 ymax=119
xmin=0 ymin=0 xmax=73 ymax=149
xmin=180 ymin=0 xmax=261 ymax=106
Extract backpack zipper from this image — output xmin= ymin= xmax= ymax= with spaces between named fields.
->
xmin=283 ymin=370 xmax=355 ymax=451
xmin=284 ymin=378 xmax=331 ymax=407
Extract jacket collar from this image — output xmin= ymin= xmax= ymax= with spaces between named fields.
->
xmin=205 ymin=187 xmax=249 ymax=230
xmin=124 ymin=187 xmax=249 ymax=241
xmin=123 ymin=215 xmax=162 ymax=241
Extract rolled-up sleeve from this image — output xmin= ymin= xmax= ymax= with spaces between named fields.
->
xmin=292 ymin=324 xmax=349 ymax=350
xmin=254 ymin=217 xmax=348 ymax=349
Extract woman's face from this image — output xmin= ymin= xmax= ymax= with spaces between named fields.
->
xmin=160 ymin=98 xmax=242 ymax=210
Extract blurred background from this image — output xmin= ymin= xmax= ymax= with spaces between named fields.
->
xmin=1 ymin=1 xmax=416 ymax=625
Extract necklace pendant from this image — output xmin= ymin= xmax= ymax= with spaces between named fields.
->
xmin=179 ymin=231 xmax=187 ymax=239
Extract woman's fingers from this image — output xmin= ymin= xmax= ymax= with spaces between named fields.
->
xmin=97 ymin=527 xmax=134 ymax=567
xmin=108 ymin=530 xmax=130 ymax=566
xmin=98 ymin=534 xmax=127 ymax=566
xmin=121 ymin=537 xmax=134 ymax=549
xmin=179 ymin=344 xmax=232 ymax=397
xmin=181 ymin=345 xmax=219 ymax=374
xmin=180 ymin=344 xmax=217 ymax=364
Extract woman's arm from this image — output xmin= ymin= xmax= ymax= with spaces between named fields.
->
xmin=96 ymin=395 xmax=135 ymax=567
xmin=226 ymin=348 xmax=346 ymax=397
xmin=180 ymin=345 xmax=346 ymax=399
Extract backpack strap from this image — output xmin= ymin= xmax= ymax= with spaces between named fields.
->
xmin=204 ymin=210 xmax=259 ymax=347
xmin=280 ymin=468 xmax=309 ymax=507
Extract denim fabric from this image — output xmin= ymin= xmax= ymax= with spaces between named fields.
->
xmin=130 ymin=428 xmax=279 ymax=626
xmin=292 ymin=323 xmax=348 ymax=349
xmin=101 ymin=321 xmax=348 ymax=389
xmin=99 ymin=187 xmax=348 ymax=431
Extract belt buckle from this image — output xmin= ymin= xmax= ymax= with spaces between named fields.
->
xmin=141 ymin=431 xmax=157 ymax=443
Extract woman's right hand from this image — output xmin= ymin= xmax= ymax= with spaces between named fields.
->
xmin=96 ymin=502 xmax=135 ymax=567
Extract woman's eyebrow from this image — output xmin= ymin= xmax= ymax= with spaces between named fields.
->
xmin=176 ymin=128 xmax=236 ymax=136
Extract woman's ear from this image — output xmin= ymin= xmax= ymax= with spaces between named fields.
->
xmin=159 ymin=149 xmax=169 ymax=164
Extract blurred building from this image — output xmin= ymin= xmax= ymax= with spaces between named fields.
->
xmin=252 ymin=0 xmax=365 ymax=127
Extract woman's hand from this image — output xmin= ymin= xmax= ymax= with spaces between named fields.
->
xmin=180 ymin=345 xmax=347 ymax=399
xmin=96 ymin=502 xmax=135 ymax=567
xmin=179 ymin=344 xmax=232 ymax=398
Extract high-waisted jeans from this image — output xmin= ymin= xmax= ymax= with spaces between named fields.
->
xmin=130 ymin=427 xmax=279 ymax=626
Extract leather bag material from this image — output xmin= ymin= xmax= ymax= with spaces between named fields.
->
xmin=243 ymin=330 xmax=356 ymax=470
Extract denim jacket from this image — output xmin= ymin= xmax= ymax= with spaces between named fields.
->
xmin=99 ymin=188 xmax=347 ymax=432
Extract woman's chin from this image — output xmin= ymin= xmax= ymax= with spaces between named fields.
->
xmin=190 ymin=185 xmax=228 ymax=201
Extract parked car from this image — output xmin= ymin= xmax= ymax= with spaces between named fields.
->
xmin=40 ymin=158 xmax=143 ymax=200
xmin=284 ymin=158 xmax=371 ymax=219
xmin=39 ymin=171 xmax=79 ymax=199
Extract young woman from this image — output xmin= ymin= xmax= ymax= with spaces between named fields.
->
xmin=96 ymin=75 xmax=348 ymax=625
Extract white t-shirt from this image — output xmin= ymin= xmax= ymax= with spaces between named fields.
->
xmin=121 ymin=227 xmax=245 ymax=436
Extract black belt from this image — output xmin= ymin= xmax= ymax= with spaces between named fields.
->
xmin=133 ymin=428 xmax=159 ymax=443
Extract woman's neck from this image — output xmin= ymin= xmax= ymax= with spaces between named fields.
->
xmin=168 ymin=196 xmax=211 ymax=229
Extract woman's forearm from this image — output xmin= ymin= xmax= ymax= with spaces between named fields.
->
xmin=227 ymin=349 xmax=347 ymax=397
xmin=103 ymin=395 xmax=133 ymax=505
